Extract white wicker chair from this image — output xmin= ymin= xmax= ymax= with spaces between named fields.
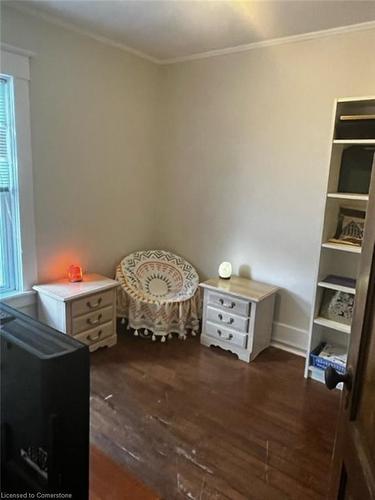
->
xmin=116 ymin=250 xmax=201 ymax=341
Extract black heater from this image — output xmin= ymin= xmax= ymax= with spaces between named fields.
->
xmin=0 ymin=302 xmax=90 ymax=499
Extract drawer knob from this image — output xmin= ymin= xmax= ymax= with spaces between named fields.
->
xmin=218 ymin=314 xmax=234 ymax=325
xmin=87 ymin=297 xmax=102 ymax=309
xmin=88 ymin=329 xmax=102 ymax=342
xmin=217 ymin=329 xmax=233 ymax=341
xmin=87 ymin=313 xmax=102 ymax=326
xmin=218 ymin=298 xmax=235 ymax=309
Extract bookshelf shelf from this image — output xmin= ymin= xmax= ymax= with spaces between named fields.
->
xmin=313 ymin=317 xmax=351 ymax=334
xmin=333 ymin=139 xmax=375 ymax=145
xmin=322 ymin=242 xmax=362 ymax=254
xmin=327 ymin=192 xmax=369 ymax=201
xmin=317 ymin=280 xmax=356 ymax=295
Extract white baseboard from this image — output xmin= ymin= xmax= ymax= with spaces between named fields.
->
xmin=270 ymin=321 xmax=308 ymax=358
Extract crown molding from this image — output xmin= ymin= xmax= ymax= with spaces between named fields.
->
xmin=160 ymin=20 xmax=375 ymax=65
xmin=5 ymin=2 xmax=375 ymax=66
xmin=1 ymin=42 xmax=36 ymax=58
xmin=6 ymin=2 xmax=160 ymax=64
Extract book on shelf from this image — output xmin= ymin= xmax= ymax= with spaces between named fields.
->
xmin=328 ymin=206 xmax=366 ymax=248
xmin=321 ymin=275 xmax=357 ymax=290
xmin=319 ymin=289 xmax=354 ymax=326
xmin=327 ymin=238 xmax=361 ymax=247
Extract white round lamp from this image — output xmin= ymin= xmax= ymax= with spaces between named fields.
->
xmin=218 ymin=262 xmax=232 ymax=280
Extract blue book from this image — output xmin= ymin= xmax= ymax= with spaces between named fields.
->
xmin=322 ymin=275 xmax=356 ymax=289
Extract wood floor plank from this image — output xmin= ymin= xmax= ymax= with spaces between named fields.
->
xmin=90 ymin=445 xmax=160 ymax=500
xmin=90 ymin=332 xmax=340 ymax=499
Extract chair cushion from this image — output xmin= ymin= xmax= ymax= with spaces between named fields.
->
xmin=120 ymin=250 xmax=199 ymax=303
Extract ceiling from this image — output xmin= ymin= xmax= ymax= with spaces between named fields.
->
xmin=6 ymin=1 xmax=375 ymax=63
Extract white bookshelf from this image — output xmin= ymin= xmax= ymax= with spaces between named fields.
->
xmin=305 ymin=96 xmax=375 ymax=385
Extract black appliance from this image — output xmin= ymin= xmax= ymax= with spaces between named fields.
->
xmin=0 ymin=302 xmax=90 ymax=499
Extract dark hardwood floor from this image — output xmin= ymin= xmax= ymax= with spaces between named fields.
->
xmin=90 ymin=331 xmax=340 ymax=499
xmin=90 ymin=445 xmax=160 ymax=500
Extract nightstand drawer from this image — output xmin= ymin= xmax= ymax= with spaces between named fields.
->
xmin=72 ymin=306 xmax=113 ymax=335
xmin=75 ymin=321 xmax=114 ymax=345
xmin=206 ymin=306 xmax=249 ymax=332
xmin=207 ymin=291 xmax=250 ymax=317
xmin=71 ymin=289 xmax=113 ymax=317
xmin=205 ymin=321 xmax=248 ymax=349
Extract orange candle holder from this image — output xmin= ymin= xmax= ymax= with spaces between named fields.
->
xmin=68 ymin=265 xmax=83 ymax=283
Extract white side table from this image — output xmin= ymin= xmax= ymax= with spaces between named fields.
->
xmin=200 ymin=276 xmax=279 ymax=362
xmin=33 ymin=274 xmax=119 ymax=352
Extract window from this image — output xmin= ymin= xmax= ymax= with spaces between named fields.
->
xmin=0 ymin=75 xmax=22 ymax=294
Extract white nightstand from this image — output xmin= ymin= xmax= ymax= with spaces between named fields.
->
xmin=200 ymin=276 xmax=279 ymax=362
xmin=33 ymin=274 xmax=119 ymax=352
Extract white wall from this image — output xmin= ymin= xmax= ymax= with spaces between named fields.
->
xmin=2 ymin=6 xmax=375 ymax=353
xmin=158 ymin=28 xmax=375 ymax=352
xmin=1 ymin=6 xmax=162 ymax=282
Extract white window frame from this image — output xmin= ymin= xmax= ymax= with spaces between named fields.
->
xmin=1 ymin=47 xmax=37 ymax=298
xmin=1 ymin=74 xmax=23 ymax=294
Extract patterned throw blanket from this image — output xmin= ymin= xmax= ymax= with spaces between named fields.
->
xmin=116 ymin=250 xmax=201 ymax=341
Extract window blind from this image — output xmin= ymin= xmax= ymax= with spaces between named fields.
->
xmin=0 ymin=78 xmax=10 ymax=192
